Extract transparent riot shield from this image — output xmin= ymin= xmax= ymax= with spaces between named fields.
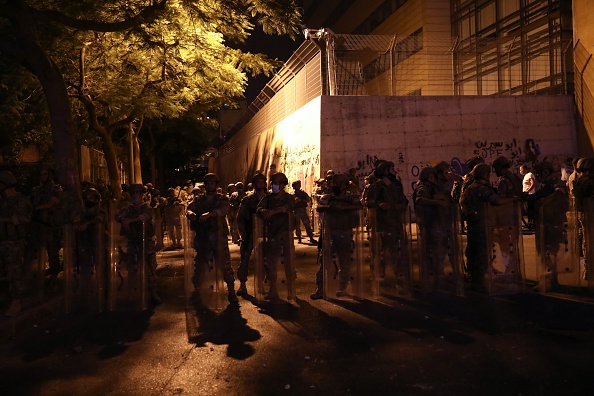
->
xmin=534 ymin=194 xmax=578 ymax=293
xmin=184 ymin=214 xmax=229 ymax=310
xmin=485 ymin=201 xmax=526 ymax=295
xmin=369 ymin=207 xmax=413 ymax=298
xmin=65 ymin=222 xmax=106 ymax=313
xmin=415 ymin=203 xmax=464 ymax=296
xmin=584 ymin=197 xmax=594 ymax=290
xmin=153 ymin=207 xmax=164 ymax=251
xmin=322 ymin=208 xmax=368 ymax=300
xmin=253 ymin=213 xmax=296 ymax=303
xmin=108 ymin=202 xmax=148 ymax=311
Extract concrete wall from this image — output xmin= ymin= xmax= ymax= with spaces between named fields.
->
xmin=218 ymin=95 xmax=576 ymax=199
xmin=320 ymin=95 xmax=577 ymax=198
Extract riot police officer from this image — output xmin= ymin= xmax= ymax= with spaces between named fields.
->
xmin=236 ymin=173 xmax=267 ymax=296
xmin=292 ymin=180 xmax=317 ymax=245
xmin=460 ymin=164 xmax=515 ymax=291
xmin=115 ymin=183 xmax=162 ymax=305
xmin=256 ymin=172 xmax=295 ymax=301
xmin=186 ymin=173 xmax=237 ymax=303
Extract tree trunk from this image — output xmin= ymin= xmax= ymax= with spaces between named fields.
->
xmin=131 ymin=124 xmax=143 ymax=184
xmin=1 ymin=3 xmax=82 ymax=219
xmin=99 ymin=131 xmax=123 ymax=199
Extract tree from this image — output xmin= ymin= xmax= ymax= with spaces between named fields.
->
xmin=0 ymin=0 xmax=301 ymax=200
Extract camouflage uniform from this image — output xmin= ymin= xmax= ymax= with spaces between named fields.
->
xmin=164 ymin=190 xmax=184 ymax=249
xmin=414 ymin=176 xmax=448 ymax=275
xmin=256 ymin=184 xmax=295 ymax=298
xmin=497 ymin=169 xmax=523 ymax=198
xmin=316 ymin=187 xmax=361 ymax=293
xmin=460 ymin=180 xmax=497 ymax=289
xmin=115 ymin=201 xmax=159 ymax=295
xmin=293 ymin=186 xmax=316 ymax=243
xmin=0 ymin=188 xmax=32 ymax=315
xmin=228 ymin=186 xmax=245 ymax=245
xmin=366 ymin=177 xmax=409 ymax=277
xmin=186 ymin=191 xmax=234 ymax=288
xmin=236 ymin=193 xmax=260 ymax=284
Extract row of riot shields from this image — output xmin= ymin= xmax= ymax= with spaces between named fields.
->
xmin=62 ymin=202 xmax=175 ymax=313
xmin=62 ymin=195 xmax=594 ymax=314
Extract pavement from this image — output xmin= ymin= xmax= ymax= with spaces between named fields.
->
xmin=2 ymin=237 xmax=594 ymax=395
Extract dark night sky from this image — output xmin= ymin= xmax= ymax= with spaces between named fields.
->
xmin=242 ymin=28 xmax=303 ymax=103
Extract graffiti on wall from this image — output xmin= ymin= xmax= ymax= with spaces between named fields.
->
xmin=280 ymin=144 xmax=319 ymax=194
xmin=473 ymin=138 xmax=541 ymax=168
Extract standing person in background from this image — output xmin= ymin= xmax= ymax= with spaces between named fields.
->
xmin=292 ymin=180 xmax=317 ymax=245
xmin=228 ymin=182 xmax=245 ymax=246
xmin=520 ymin=164 xmax=538 ymax=229
xmin=164 ymin=187 xmax=184 ymax=249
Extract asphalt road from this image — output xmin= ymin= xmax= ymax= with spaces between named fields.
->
xmin=1 ymin=240 xmax=594 ymax=396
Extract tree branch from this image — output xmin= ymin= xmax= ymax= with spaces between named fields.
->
xmin=32 ymin=0 xmax=168 ymax=33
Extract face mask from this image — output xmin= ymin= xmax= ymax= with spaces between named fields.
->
xmin=131 ymin=196 xmax=142 ymax=205
xmin=271 ymin=184 xmax=281 ymax=194
xmin=387 ymin=173 xmax=397 ymax=182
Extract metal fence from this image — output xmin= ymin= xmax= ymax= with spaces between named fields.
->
xmin=574 ymin=40 xmax=594 ymax=142
xmin=223 ymin=30 xmax=575 ymax=150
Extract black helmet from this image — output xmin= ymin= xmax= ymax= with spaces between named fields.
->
xmin=0 ymin=170 xmax=17 ymax=188
xmin=252 ymin=173 xmax=267 ymax=184
xmin=203 ymin=173 xmax=219 ymax=183
xmin=492 ymin=156 xmax=512 ymax=169
xmin=534 ymin=161 xmax=554 ymax=175
xmin=375 ymin=161 xmax=394 ymax=178
xmin=471 ymin=163 xmax=491 ymax=180
xmin=270 ymin=172 xmax=288 ymax=185
xmin=129 ymin=183 xmax=145 ymax=194
xmin=577 ymin=157 xmax=594 ymax=172
xmin=235 ymin=182 xmax=244 ymax=190
xmin=292 ymin=180 xmax=301 ymax=188
xmin=332 ymin=173 xmax=350 ymax=185
xmin=83 ymin=187 xmax=101 ymax=199
xmin=467 ymin=156 xmax=485 ymax=169
xmin=434 ymin=161 xmax=450 ymax=173
xmin=419 ymin=167 xmax=437 ymax=181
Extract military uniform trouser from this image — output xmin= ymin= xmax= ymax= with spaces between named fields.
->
xmin=378 ymin=229 xmax=408 ymax=276
xmin=238 ymin=235 xmax=254 ymax=283
xmin=419 ymin=224 xmax=448 ymax=275
xmin=166 ymin=217 xmax=182 ymax=244
xmin=264 ymin=239 xmax=292 ymax=285
xmin=127 ymin=242 xmax=158 ymax=289
xmin=329 ymin=230 xmax=354 ymax=286
xmin=26 ymin=223 xmax=62 ymax=277
xmin=0 ymin=240 xmax=26 ymax=299
xmin=465 ymin=221 xmax=488 ymax=286
xmin=295 ymin=208 xmax=315 ymax=239
xmin=193 ymin=236 xmax=234 ymax=288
